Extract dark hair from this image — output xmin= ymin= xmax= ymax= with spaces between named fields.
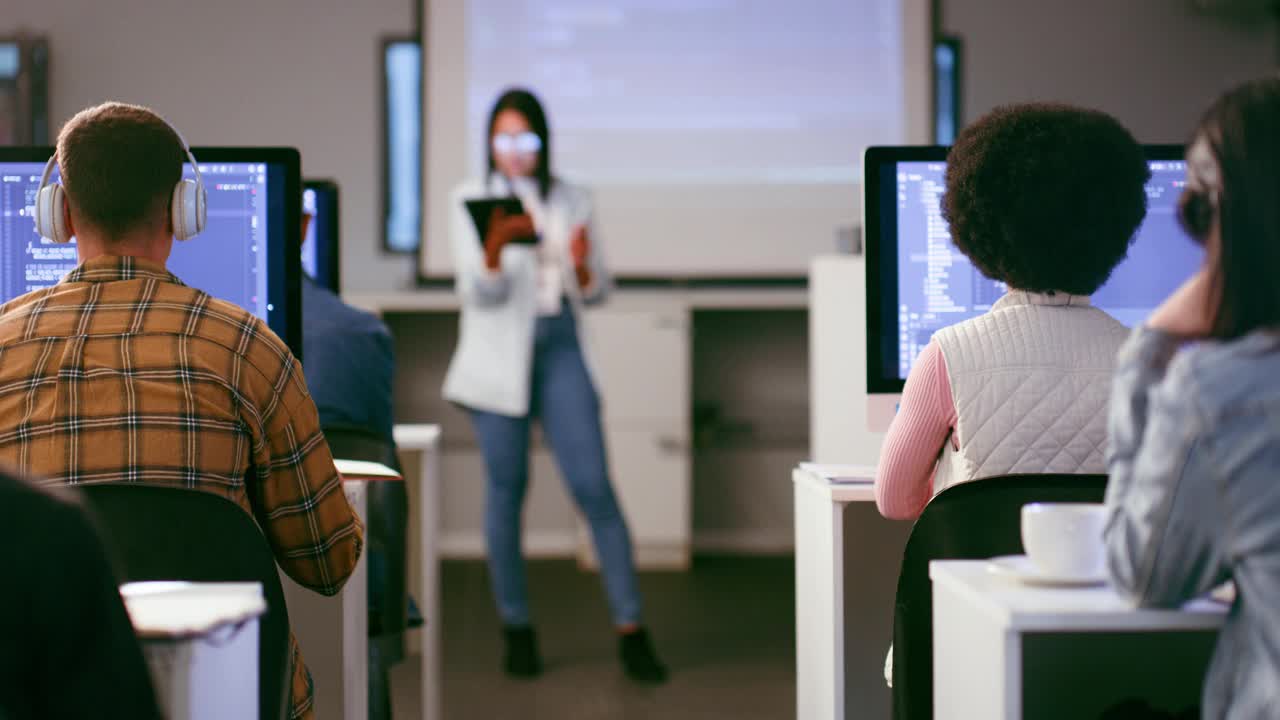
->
xmin=941 ymin=103 xmax=1150 ymax=295
xmin=1192 ymin=76 xmax=1280 ymax=339
xmin=56 ymin=102 xmax=185 ymax=239
xmin=486 ymin=87 xmax=553 ymax=198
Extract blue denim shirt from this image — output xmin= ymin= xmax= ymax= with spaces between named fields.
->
xmin=1105 ymin=325 xmax=1280 ymax=719
xmin=300 ymin=277 xmax=396 ymax=444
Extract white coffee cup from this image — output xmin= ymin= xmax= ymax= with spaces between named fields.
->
xmin=1021 ymin=502 xmax=1109 ymax=579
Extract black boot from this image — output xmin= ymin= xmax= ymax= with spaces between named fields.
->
xmin=503 ymin=625 xmax=543 ymax=678
xmin=619 ymin=628 xmax=668 ymax=684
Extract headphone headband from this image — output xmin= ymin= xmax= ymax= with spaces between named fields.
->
xmin=38 ymin=154 xmax=57 ymax=190
xmin=35 ymin=111 xmax=206 ymax=244
xmin=168 ymin=124 xmax=205 ymax=194
xmin=43 ymin=116 xmax=202 ymax=192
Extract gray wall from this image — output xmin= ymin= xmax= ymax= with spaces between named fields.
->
xmin=7 ymin=1 xmax=1275 ymax=552
xmin=5 ymin=0 xmax=415 ymax=293
xmin=11 ymin=1 xmax=1273 ymax=295
xmin=942 ymin=0 xmax=1277 ymax=140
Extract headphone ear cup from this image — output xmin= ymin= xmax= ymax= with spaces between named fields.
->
xmin=1177 ymin=189 xmax=1215 ymax=244
xmin=171 ymin=178 xmax=206 ymax=241
xmin=35 ymin=183 xmax=72 ymax=244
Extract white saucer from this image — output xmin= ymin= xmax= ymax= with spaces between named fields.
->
xmin=1209 ymin=581 xmax=1236 ymax=605
xmin=987 ymin=554 xmax=1107 ymax=587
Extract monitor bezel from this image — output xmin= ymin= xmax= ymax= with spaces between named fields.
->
xmin=304 ymin=178 xmax=341 ymax=293
xmin=0 ymin=146 xmax=52 ymax=163
xmin=864 ymin=143 xmax=1186 ymax=396
xmin=0 ymin=146 xmax=302 ymax=360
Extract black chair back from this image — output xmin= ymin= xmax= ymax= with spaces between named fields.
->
xmin=79 ymin=484 xmax=291 ymax=720
xmin=891 ymin=473 xmax=1108 ymax=720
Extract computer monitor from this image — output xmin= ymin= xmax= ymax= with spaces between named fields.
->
xmin=0 ymin=147 xmax=301 ymax=357
xmin=864 ymin=144 xmax=1201 ymax=430
xmin=302 ymin=179 xmax=340 ymax=293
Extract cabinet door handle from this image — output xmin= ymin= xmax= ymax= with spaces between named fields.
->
xmin=657 ymin=436 xmax=687 ymax=454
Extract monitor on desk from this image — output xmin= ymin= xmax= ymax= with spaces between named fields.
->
xmin=302 ymin=179 xmax=340 ymax=293
xmin=863 ymin=145 xmax=1201 ymax=431
xmin=0 ymin=147 xmax=302 ymax=357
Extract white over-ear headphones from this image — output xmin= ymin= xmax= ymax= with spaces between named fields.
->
xmin=33 ymin=120 xmax=207 ymax=244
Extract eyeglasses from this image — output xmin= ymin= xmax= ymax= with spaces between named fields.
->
xmin=492 ymin=131 xmax=542 ymax=156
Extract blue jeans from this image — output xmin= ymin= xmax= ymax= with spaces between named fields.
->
xmin=468 ymin=304 xmax=642 ymax=627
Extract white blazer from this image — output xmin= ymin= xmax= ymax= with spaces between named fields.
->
xmin=442 ymin=174 xmax=612 ymax=417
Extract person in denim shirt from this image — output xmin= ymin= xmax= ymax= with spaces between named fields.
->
xmin=1105 ymin=76 xmax=1280 ymax=719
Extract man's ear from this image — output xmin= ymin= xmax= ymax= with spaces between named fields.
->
xmin=62 ymin=200 xmax=76 ymax=239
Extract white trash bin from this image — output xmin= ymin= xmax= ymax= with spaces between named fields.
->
xmin=121 ymin=581 xmax=266 ymax=720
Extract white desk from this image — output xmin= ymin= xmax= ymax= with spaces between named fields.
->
xmin=931 ymin=560 xmax=1225 ymax=719
xmin=282 ymin=480 xmax=370 ymax=720
xmin=287 ymin=427 xmax=440 ymax=720
xmin=122 ymin=581 xmax=266 ymax=720
xmin=393 ymin=423 xmax=442 ymax=720
xmin=793 ymin=465 xmax=912 ymax=720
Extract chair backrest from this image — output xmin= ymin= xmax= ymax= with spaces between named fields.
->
xmin=323 ymin=424 xmax=409 ymax=640
xmin=0 ymin=474 xmax=164 ymax=720
xmin=891 ymin=474 xmax=1108 ymax=720
xmin=79 ymin=484 xmax=292 ymax=720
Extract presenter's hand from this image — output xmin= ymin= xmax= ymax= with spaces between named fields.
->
xmin=484 ymin=208 xmax=535 ymax=270
xmin=570 ymin=224 xmax=593 ymax=287
xmin=1148 ymin=268 xmax=1216 ymax=338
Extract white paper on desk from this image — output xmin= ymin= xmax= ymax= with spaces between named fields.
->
xmin=799 ymin=462 xmax=876 ymax=484
xmin=334 ymin=458 xmax=400 ymax=479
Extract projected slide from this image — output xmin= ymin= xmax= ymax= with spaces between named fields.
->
xmin=425 ymin=0 xmax=927 ymax=278
xmin=467 ymin=0 xmax=906 ymax=185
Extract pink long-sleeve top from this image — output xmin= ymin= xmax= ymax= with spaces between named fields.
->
xmin=874 ymin=340 xmax=958 ymax=520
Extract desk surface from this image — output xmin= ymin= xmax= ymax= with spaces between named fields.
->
xmin=792 ymin=465 xmax=876 ymax=503
xmin=393 ymin=423 xmax=441 ymax=448
xmin=931 ymin=560 xmax=1228 ymax=633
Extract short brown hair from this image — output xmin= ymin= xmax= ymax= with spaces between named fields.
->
xmin=56 ymin=102 xmax=186 ymax=239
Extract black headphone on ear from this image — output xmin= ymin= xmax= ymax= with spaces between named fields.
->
xmin=1177 ymin=188 xmax=1217 ymax=245
xmin=1178 ymin=137 xmax=1223 ymax=246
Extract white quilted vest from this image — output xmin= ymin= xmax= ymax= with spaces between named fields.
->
xmin=932 ymin=291 xmax=1129 ymax=495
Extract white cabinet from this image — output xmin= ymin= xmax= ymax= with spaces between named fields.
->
xmin=579 ymin=308 xmax=691 ymax=569
xmin=584 ymin=308 xmax=689 ymax=425
xmin=810 ymin=255 xmax=884 ymax=465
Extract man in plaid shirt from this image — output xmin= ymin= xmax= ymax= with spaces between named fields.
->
xmin=0 ymin=102 xmax=363 ymax=719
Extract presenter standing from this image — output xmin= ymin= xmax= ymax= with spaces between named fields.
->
xmin=443 ymin=88 xmax=666 ymax=683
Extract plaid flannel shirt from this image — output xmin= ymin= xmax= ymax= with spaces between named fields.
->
xmin=0 ymin=256 xmax=363 ymax=720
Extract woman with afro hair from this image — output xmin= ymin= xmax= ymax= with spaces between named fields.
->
xmin=874 ymin=103 xmax=1151 ymax=521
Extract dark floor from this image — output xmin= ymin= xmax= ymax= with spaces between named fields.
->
xmin=392 ymin=556 xmax=796 ymax=720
